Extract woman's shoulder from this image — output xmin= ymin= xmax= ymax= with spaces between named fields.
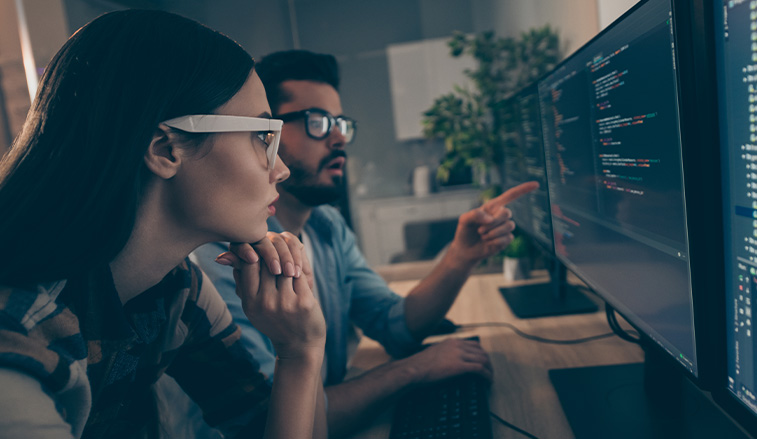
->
xmin=161 ymin=257 xmax=204 ymax=302
xmin=0 ymin=281 xmax=88 ymax=393
xmin=0 ymin=280 xmax=69 ymax=332
xmin=161 ymin=259 xmax=238 ymax=346
xmin=162 ymin=258 xmax=228 ymax=322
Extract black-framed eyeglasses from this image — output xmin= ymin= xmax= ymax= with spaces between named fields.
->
xmin=277 ymin=107 xmax=357 ymax=144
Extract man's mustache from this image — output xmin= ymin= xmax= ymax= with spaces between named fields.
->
xmin=318 ymin=150 xmax=347 ymax=171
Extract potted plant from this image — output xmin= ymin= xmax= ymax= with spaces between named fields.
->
xmin=422 ymin=26 xmax=561 ymax=201
xmin=423 ymin=27 xmax=560 ymax=277
xmin=502 ymin=233 xmax=532 ymax=281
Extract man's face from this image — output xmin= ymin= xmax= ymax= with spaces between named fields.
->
xmin=275 ymin=80 xmax=348 ymax=206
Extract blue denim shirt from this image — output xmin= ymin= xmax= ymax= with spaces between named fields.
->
xmin=191 ymin=205 xmax=421 ymax=385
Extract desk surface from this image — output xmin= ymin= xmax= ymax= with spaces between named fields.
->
xmin=344 ymin=272 xmax=645 ymax=439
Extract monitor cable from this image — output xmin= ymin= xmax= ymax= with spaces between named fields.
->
xmin=489 ymin=411 xmax=541 ymax=439
xmin=456 ymin=322 xmax=617 ymax=345
xmin=605 ymin=304 xmax=641 ymax=344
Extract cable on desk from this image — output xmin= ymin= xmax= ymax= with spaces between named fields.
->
xmin=456 ymin=322 xmax=618 ymax=345
xmin=569 ymin=286 xmax=641 ymax=344
xmin=605 ymin=304 xmax=641 ymax=344
xmin=490 ymin=411 xmax=541 ymax=439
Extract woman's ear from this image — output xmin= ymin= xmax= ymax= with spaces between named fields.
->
xmin=144 ymin=123 xmax=182 ymax=179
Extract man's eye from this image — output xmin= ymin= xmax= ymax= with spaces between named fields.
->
xmin=309 ymin=118 xmax=328 ymax=132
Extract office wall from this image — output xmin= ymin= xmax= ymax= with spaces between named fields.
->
xmin=597 ymin=0 xmax=638 ymax=30
xmin=0 ymin=0 xmax=32 ymax=152
xmin=25 ymin=0 xmax=69 ymax=70
xmin=471 ymin=0 xmax=600 ymax=59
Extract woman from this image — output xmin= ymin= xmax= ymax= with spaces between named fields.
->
xmin=0 ymin=9 xmax=326 ymax=439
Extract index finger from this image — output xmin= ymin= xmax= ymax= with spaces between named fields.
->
xmin=484 ymin=181 xmax=539 ymax=212
xmin=229 ymin=242 xmax=259 ymax=264
xmin=251 ymin=234 xmax=283 ymax=276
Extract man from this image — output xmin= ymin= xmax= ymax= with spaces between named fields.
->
xmin=193 ymin=50 xmax=537 ymax=437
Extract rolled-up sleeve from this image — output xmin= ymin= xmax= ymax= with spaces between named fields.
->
xmin=330 ymin=209 xmax=422 ymax=358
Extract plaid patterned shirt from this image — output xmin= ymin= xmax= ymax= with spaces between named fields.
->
xmin=0 ymin=259 xmax=272 ymax=438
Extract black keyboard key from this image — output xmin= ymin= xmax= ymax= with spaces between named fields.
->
xmin=389 ymin=374 xmax=492 ymax=439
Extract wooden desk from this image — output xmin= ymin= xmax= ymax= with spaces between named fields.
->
xmin=344 ymin=272 xmax=644 ymax=439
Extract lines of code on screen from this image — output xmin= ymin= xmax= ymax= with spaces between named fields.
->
xmin=542 ymin=16 xmax=686 ymax=248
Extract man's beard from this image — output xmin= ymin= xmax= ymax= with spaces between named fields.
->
xmin=279 ymin=151 xmax=346 ymax=207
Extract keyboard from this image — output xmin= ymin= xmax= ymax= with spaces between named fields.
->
xmin=389 ymin=373 xmax=493 ymax=439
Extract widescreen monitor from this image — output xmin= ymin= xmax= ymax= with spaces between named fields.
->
xmin=715 ymin=0 xmax=757 ymax=435
xmin=537 ymin=0 xmax=698 ymax=379
xmin=537 ymin=0 xmax=739 ymax=435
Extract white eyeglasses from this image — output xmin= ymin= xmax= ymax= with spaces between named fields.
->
xmin=162 ymin=114 xmax=283 ymax=173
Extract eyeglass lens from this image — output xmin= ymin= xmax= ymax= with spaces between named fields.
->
xmin=255 ymin=131 xmax=278 ymax=173
xmin=305 ymin=111 xmax=355 ymax=143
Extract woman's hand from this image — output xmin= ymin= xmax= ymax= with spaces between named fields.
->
xmin=216 ymin=234 xmax=325 ymax=359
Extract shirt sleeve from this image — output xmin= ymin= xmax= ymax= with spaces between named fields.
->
xmin=326 ymin=207 xmax=423 ymax=358
xmin=0 ymin=368 xmax=76 ymax=439
xmin=190 ymin=242 xmax=277 ymax=384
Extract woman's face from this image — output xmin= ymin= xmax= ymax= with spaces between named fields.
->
xmin=167 ymin=71 xmax=289 ymax=244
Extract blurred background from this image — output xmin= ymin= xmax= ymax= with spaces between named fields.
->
xmin=0 ymin=0 xmax=636 ymax=267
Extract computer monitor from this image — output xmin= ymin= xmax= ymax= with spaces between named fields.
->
xmin=535 ymin=0 xmax=731 ymax=434
xmin=714 ymin=0 xmax=757 ymax=435
xmin=538 ymin=0 xmax=698 ymax=379
xmin=499 ymin=83 xmax=598 ymax=318
xmin=503 ymin=83 xmax=554 ymax=252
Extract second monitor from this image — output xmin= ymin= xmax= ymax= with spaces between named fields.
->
xmin=500 ymin=83 xmax=598 ymax=318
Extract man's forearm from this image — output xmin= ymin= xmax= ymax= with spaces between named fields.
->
xmin=324 ymin=357 xmax=419 ymax=438
xmin=403 ymin=245 xmax=475 ymax=338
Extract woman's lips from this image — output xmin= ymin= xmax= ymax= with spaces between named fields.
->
xmin=268 ymin=195 xmax=279 ymax=215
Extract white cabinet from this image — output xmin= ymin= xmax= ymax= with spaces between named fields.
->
xmin=354 ymin=189 xmax=481 ymax=266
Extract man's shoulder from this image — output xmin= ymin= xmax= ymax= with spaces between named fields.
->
xmin=306 ymin=205 xmax=351 ymax=244
xmin=309 ymin=205 xmax=348 ymax=228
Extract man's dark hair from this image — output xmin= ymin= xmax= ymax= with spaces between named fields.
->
xmin=256 ymin=50 xmax=340 ymax=114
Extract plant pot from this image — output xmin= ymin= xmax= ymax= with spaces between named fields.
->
xmin=503 ymin=256 xmax=531 ymax=282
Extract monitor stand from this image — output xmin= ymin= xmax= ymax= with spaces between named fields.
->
xmin=549 ymin=347 xmax=749 ymax=439
xmin=499 ymin=260 xmax=598 ymax=318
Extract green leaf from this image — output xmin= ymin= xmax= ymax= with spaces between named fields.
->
xmin=422 ymin=26 xmax=562 ymax=189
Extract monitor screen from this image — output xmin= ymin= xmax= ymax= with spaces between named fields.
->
xmin=537 ymin=0 xmax=698 ymax=376
xmin=503 ymin=83 xmax=554 ymax=253
xmin=716 ymin=0 xmax=757 ymax=420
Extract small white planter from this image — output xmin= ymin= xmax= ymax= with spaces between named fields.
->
xmin=503 ymin=257 xmax=531 ymax=282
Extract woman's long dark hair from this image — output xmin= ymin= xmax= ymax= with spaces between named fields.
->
xmin=0 ymin=10 xmax=254 ymax=287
